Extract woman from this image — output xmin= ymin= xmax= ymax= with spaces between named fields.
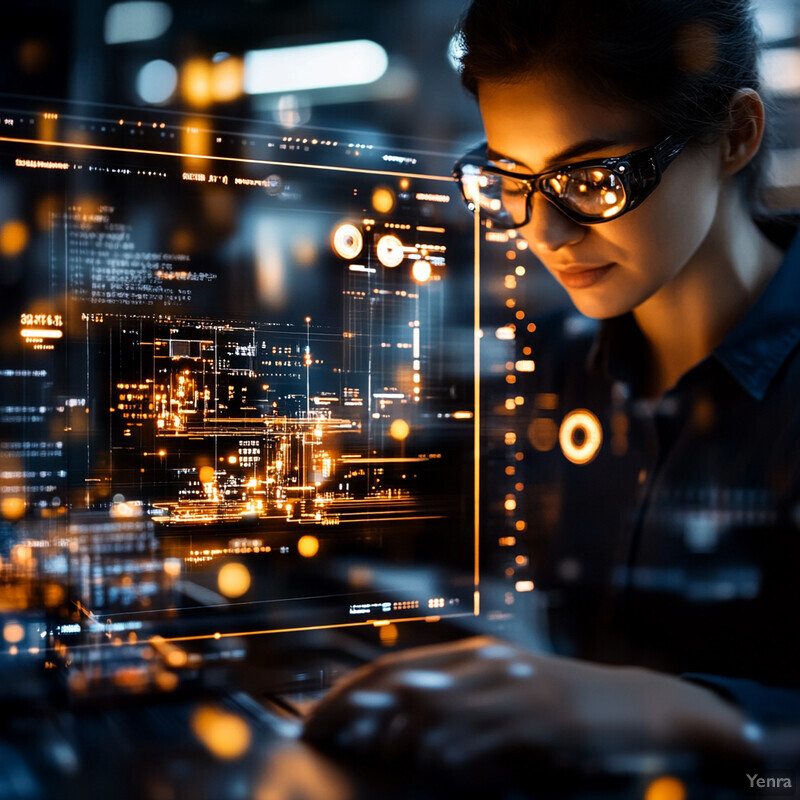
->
xmin=305 ymin=0 xmax=800 ymax=789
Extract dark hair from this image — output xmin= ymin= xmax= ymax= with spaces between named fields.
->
xmin=456 ymin=0 xmax=769 ymax=212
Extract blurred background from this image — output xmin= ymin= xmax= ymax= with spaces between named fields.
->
xmin=0 ymin=0 xmax=796 ymax=206
xmin=0 ymin=0 xmax=482 ymax=153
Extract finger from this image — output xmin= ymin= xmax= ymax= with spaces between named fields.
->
xmin=304 ymin=636 xmax=503 ymax=733
xmin=303 ymin=637 xmax=542 ymax=758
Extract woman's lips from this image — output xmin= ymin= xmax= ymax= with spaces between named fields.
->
xmin=554 ymin=263 xmax=615 ymax=289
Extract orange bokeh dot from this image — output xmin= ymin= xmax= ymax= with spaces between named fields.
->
xmin=217 ymin=562 xmax=251 ymax=598
xmin=191 ymin=705 xmax=251 ymax=760
xmin=390 ymin=419 xmax=410 ymax=440
xmin=372 ymin=186 xmax=395 ymax=214
xmin=0 ymin=221 xmax=29 ymax=257
xmin=297 ymin=535 xmax=320 ymax=558
xmin=198 ymin=465 xmax=215 ymax=483
xmin=1 ymin=497 xmax=26 ymax=520
xmin=644 ymin=776 xmax=687 ymax=800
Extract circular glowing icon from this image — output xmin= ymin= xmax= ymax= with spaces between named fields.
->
xmin=376 ymin=234 xmax=404 ymax=268
xmin=411 ymin=259 xmax=432 ymax=283
xmin=558 ymin=409 xmax=602 ymax=465
xmin=332 ymin=223 xmax=363 ymax=259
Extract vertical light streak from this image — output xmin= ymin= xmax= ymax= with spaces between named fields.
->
xmin=473 ymin=205 xmax=481 ymax=596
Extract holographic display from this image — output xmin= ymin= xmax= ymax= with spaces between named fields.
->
xmin=0 ymin=103 xmax=478 ymax=656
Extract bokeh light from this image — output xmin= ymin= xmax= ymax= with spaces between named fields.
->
xmin=217 ymin=562 xmax=251 ymax=598
xmin=181 ymin=59 xmax=212 ymax=107
xmin=136 ymin=59 xmax=178 ymax=104
xmin=389 ymin=419 xmax=410 ymax=440
xmin=0 ymin=221 xmax=30 ymax=257
xmin=243 ymin=40 xmax=388 ymax=95
xmin=371 ymin=186 xmax=395 ymax=214
xmin=297 ymin=535 xmax=320 ymax=558
xmin=3 ymin=623 xmax=25 ymax=644
xmin=411 ymin=259 xmax=432 ymax=283
xmin=644 ymin=776 xmax=687 ymax=800
xmin=1 ymin=496 xmax=26 ymax=520
xmin=211 ymin=56 xmax=243 ymax=102
xmin=379 ymin=623 xmax=399 ymax=646
xmin=191 ymin=705 xmax=251 ymax=760
xmin=104 ymin=1 xmax=172 ymax=45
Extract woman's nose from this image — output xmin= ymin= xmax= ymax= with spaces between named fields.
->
xmin=522 ymin=193 xmax=587 ymax=253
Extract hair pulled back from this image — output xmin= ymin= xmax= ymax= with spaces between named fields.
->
xmin=456 ymin=0 xmax=767 ymax=208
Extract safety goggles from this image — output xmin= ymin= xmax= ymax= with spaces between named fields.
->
xmin=452 ymin=135 xmax=689 ymax=227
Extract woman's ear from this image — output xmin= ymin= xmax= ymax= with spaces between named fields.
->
xmin=721 ymin=88 xmax=765 ymax=177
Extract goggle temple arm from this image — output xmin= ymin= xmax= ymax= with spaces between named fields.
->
xmin=623 ymin=137 xmax=688 ymax=214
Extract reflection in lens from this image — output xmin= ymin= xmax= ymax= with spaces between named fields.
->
xmin=460 ymin=166 xmax=529 ymax=228
xmin=553 ymin=169 xmax=627 ymax=219
xmin=459 ymin=164 xmax=481 ymax=205
xmin=497 ymin=176 xmax=528 ymax=226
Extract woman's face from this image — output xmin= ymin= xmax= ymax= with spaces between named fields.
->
xmin=478 ymin=72 xmax=724 ymax=319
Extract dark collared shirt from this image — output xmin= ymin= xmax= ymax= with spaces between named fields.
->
xmin=515 ymin=228 xmax=800 ymax=722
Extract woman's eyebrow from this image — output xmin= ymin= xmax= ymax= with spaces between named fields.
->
xmin=487 ymin=136 xmax=625 ymax=172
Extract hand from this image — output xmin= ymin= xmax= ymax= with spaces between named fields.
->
xmin=303 ymin=636 xmax=759 ymax=788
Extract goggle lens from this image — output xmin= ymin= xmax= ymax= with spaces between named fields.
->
xmin=459 ymin=164 xmax=529 ymax=228
xmin=540 ymin=168 xmax=627 ymax=220
xmin=455 ymin=136 xmax=687 ymax=228
xmin=458 ymin=163 xmax=629 ymax=228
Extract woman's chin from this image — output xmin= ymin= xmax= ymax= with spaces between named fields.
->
xmin=567 ymin=291 xmax=634 ymax=320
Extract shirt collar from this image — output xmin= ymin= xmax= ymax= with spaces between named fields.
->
xmin=589 ymin=229 xmax=800 ymax=400
xmin=714 ymin=229 xmax=800 ymax=400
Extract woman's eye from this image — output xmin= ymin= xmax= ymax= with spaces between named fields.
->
xmin=503 ymin=184 xmax=527 ymax=199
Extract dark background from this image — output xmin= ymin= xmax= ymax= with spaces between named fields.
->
xmin=1 ymin=0 xmax=797 ymax=208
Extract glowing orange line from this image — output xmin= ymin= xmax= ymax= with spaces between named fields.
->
xmin=1 ymin=135 xmax=454 ymax=182
xmin=20 ymin=328 xmax=63 ymax=339
xmin=149 ymin=614 xmax=474 ymax=644
xmin=473 ymin=205 xmax=481 ymax=598
xmin=46 ymin=612 xmax=476 ymax=652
